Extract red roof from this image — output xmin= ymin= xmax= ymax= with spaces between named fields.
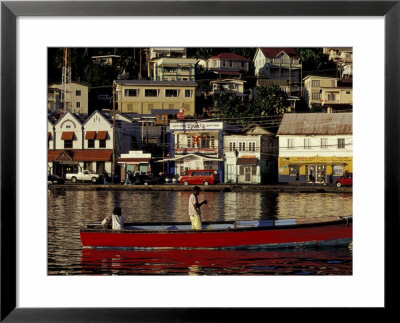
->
xmin=48 ymin=149 xmax=112 ymax=162
xmin=61 ymin=131 xmax=74 ymax=140
xmin=210 ymin=52 xmax=250 ymax=61
xmin=260 ymin=48 xmax=299 ymax=58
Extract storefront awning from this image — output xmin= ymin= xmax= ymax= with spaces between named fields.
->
xmin=48 ymin=149 xmax=112 ymax=162
xmin=118 ymin=158 xmax=151 ymax=165
xmin=96 ymin=131 xmax=108 ymax=140
xmin=61 ymin=132 xmax=74 ymax=140
xmin=85 ymin=131 xmax=96 ymax=140
xmin=237 ymin=158 xmax=258 ymax=165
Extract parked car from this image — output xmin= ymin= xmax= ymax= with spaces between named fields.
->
xmin=65 ymin=170 xmax=100 ymax=183
xmin=335 ymin=175 xmax=352 ymax=187
xmin=134 ymin=174 xmax=157 ymax=185
xmin=48 ymin=174 xmax=65 ymax=184
xmin=178 ymin=169 xmax=219 ymax=185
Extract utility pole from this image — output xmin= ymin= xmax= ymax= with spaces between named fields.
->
xmin=146 ymin=118 xmax=149 ymax=150
xmin=139 ymin=48 xmax=142 ymax=80
xmin=112 ymin=81 xmax=116 ymax=183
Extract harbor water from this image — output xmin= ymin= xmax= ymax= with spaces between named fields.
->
xmin=48 ymin=190 xmax=353 ymax=275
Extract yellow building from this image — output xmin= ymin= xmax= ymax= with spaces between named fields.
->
xmin=48 ymin=82 xmax=89 ymax=115
xmin=277 ymin=113 xmax=353 ymax=184
xmin=114 ymin=80 xmax=197 ymax=116
xmin=303 ymin=75 xmax=352 ymax=111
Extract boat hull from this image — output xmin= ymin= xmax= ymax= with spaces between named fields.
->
xmin=80 ymin=219 xmax=352 ymax=250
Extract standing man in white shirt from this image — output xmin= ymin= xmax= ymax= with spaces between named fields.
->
xmin=188 ymin=186 xmax=207 ymax=230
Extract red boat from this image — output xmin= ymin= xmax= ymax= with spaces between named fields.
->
xmin=80 ymin=217 xmax=352 ymax=250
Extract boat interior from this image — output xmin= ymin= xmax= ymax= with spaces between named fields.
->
xmin=86 ymin=219 xmax=298 ymax=231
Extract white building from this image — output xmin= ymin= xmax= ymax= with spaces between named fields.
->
xmin=48 ymin=111 xmax=125 ymax=177
xmin=150 ymin=57 xmax=197 ymax=81
xmin=253 ymin=48 xmax=302 ymax=82
xmin=207 ymin=52 xmax=250 ymax=77
xmin=162 ymin=121 xmax=241 ymax=182
xmin=224 ymin=124 xmax=276 ymax=184
xmin=276 ymin=113 xmax=353 ymax=184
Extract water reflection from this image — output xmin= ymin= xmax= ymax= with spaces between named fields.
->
xmin=48 ymin=190 xmax=352 ymax=275
xmin=80 ymin=248 xmax=352 ymax=275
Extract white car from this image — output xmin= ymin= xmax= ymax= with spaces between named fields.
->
xmin=65 ymin=170 xmax=100 ymax=183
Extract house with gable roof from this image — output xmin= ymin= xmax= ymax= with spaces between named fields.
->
xmin=206 ymin=52 xmax=250 ymax=77
xmin=48 ymin=110 xmax=120 ymax=178
xmin=253 ymin=48 xmax=302 ymax=83
xmin=223 ymin=124 xmax=277 ymax=184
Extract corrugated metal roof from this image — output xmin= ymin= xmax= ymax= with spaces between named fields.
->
xmin=277 ymin=113 xmax=352 ymax=135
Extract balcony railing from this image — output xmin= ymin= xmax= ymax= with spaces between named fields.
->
xmin=175 ymin=147 xmax=218 ymax=154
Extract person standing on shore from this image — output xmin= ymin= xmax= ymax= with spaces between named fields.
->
xmin=188 ymin=186 xmax=207 ymax=230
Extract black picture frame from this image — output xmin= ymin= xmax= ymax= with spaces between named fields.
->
xmin=1 ymin=1 xmax=398 ymax=321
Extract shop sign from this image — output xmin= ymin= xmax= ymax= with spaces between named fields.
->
xmin=170 ymin=121 xmax=223 ymax=131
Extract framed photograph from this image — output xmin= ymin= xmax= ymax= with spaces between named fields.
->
xmin=1 ymin=0 xmax=397 ymax=321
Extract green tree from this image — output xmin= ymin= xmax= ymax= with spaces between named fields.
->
xmin=214 ymin=92 xmax=243 ymax=121
xmin=252 ymin=84 xmax=290 ymax=116
xmin=297 ymin=48 xmax=329 ymax=71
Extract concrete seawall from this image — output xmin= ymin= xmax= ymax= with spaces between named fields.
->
xmin=49 ymin=183 xmax=352 ymax=193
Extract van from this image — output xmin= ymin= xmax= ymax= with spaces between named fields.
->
xmin=178 ymin=169 xmax=219 ymax=185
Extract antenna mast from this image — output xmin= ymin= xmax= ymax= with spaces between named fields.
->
xmin=61 ymin=48 xmax=72 ymax=113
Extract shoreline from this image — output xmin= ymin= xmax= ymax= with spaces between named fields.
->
xmin=49 ymin=183 xmax=352 ymax=193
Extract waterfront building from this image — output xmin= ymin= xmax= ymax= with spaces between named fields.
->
xmin=223 ymin=124 xmax=277 ymax=184
xmin=276 ymin=113 xmax=353 ymax=184
xmin=118 ymin=150 xmax=152 ymax=181
xmin=303 ymin=75 xmax=353 ymax=111
xmin=114 ymin=80 xmax=197 ymax=116
xmin=48 ymin=82 xmax=89 ymax=115
xmin=161 ymin=120 xmax=241 ymax=182
xmin=48 ymin=110 xmax=126 ymax=177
